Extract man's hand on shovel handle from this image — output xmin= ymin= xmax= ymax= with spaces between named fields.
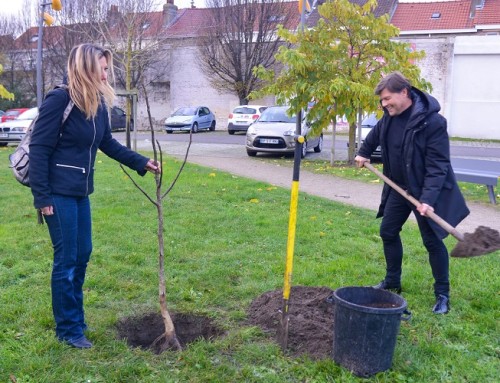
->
xmin=355 ymin=155 xmax=370 ymax=168
xmin=417 ymin=203 xmax=434 ymax=216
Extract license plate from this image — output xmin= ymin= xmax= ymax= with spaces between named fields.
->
xmin=260 ymin=138 xmax=279 ymax=144
xmin=0 ymin=133 xmax=8 ymax=138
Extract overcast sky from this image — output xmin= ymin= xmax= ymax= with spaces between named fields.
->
xmin=0 ymin=0 xmax=207 ymax=16
xmin=0 ymin=0 xmax=453 ymax=16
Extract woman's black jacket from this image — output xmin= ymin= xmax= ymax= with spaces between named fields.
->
xmin=29 ymin=87 xmax=149 ymax=209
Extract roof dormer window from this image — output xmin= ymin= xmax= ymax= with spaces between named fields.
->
xmin=431 ymin=12 xmax=441 ymax=19
xmin=30 ymin=35 xmax=39 ymax=42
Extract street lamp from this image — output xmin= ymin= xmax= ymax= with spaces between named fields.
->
xmin=36 ymin=0 xmax=62 ymax=108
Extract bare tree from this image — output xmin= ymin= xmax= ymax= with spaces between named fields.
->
xmin=55 ymin=0 xmax=171 ymax=144
xmin=199 ymin=0 xmax=296 ymax=104
xmin=0 ymin=0 xmax=39 ymax=108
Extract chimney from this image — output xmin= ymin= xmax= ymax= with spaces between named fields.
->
xmin=107 ymin=5 xmax=120 ymax=26
xmin=163 ymin=1 xmax=178 ymax=26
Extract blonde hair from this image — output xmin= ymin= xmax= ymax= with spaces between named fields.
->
xmin=67 ymin=43 xmax=115 ymax=119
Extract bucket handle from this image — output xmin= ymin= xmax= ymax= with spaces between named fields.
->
xmin=401 ymin=309 xmax=412 ymax=321
xmin=326 ymin=294 xmax=335 ymax=305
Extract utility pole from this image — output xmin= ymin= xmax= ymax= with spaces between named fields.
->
xmin=36 ymin=0 xmax=62 ymax=108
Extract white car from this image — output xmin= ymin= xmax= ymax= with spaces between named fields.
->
xmin=245 ymin=105 xmax=323 ymax=158
xmin=358 ymin=113 xmax=382 ymax=160
xmin=227 ymin=105 xmax=267 ymax=135
xmin=0 ymin=107 xmax=38 ymax=146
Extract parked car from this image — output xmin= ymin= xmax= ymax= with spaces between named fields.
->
xmin=245 ymin=105 xmax=323 ymax=158
xmin=0 ymin=110 xmax=5 ymax=118
xmin=165 ymin=106 xmax=216 ymax=133
xmin=227 ymin=105 xmax=267 ymax=135
xmin=0 ymin=107 xmax=38 ymax=146
xmin=110 ymin=106 xmax=134 ymax=132
xmin=356 ymin=113 xmax=382 ymax=160
xmin=1 ymin=108 xmax=30 ymax=123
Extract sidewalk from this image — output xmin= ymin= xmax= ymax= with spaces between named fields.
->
xmin=133 ymin=139 xmax=500 ymax=235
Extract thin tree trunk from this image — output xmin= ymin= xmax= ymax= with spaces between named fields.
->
xmin=156 ymin=195 xmax=182 ymax=351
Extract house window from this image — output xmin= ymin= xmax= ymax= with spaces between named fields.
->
xmin=431 ymin=12 xmax=441 ymax=19
xmin=30 ymin=35 xmax=39 ymax=43
xmin=268 ymin=15 xmax=285 ymax=22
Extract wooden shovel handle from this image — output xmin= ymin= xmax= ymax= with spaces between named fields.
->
xmin=363 ymin=162 xmax=464 ymax=242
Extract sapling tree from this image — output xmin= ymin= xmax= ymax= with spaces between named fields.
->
xmin=120 ymin=82 xmax=191 ymax=352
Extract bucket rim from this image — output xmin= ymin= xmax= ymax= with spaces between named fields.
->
xmin=333 ymin=286 xmax=407 ymax=314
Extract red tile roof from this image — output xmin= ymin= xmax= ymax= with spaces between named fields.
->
xmin=165 ymin=2 xmax=301 ymax=38
xmin=163 ymin=8 xmax=208 ymax=37
xmin=391 ymin=0 xmax=475 ymax=31
xmin=473 ymin=0 xmax=500 ymax=25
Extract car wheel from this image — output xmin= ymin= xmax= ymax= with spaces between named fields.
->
xmin=314 ymin=135 xmax=323 ymax=153
xmin=301 ymin=141 xmax=307 ymax=158
xmin=228 ymin=130 xmax=235 ymax=135
xmin=209 ymin=121 xmax=216 ymax=131
xmin=246 ymin=149 xmax=257 ymax=157
xmin=192 ymin=122 xmax=199 ymax=133
xmin=166 ymin=130 xmax=173 ymax=134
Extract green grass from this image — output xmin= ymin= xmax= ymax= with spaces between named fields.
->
xmin=1 ymin=146 xmax=499 ymax=382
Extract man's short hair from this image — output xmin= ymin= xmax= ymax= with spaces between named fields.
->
xmin=375 ymin=71 xmax=412 ymax=96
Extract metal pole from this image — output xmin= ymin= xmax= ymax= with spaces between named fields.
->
xmin=278 ymin=0 xmax=308 ymax=352
xmin=36 ymin=4 xmax=46 ymax=108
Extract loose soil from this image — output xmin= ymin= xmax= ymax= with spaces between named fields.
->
xmin=116 ymin=286 xmax=336 ymax=358
xmin=247 ymin=285 xmax=335 ymax=359
xmin=450 ymin=225 xmax=500 ymax=257
xmin=116 ymin=312 xmax=223 ymax=354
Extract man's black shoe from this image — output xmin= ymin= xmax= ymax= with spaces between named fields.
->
xmin=372 ymin=280 xmax=402 ymax=294
xmin=432 ymin=294 xmax=450 ymax=314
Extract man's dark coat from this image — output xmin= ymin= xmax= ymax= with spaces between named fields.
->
xmin=358 ymin=87 xmax=470 ymax=239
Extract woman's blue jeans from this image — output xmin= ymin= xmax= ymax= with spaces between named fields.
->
xmin=44 ymin=194 xmax=92 ymax=342
xmin=380 ymin=189 xmax=449 ymax=297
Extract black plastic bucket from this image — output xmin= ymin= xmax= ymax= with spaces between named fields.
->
xmin=329 ymin=286 xmax=411 ymax=378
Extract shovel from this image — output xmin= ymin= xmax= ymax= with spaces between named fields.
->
xmin=363 ymin=162 xmax=500 ymax=258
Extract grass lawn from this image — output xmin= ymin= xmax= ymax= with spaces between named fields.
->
xmin=0 ymin=146 xmax=499 ymax=382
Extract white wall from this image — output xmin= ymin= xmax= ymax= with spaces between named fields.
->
xmin=449 ymin=36 xmax=500 ymax=139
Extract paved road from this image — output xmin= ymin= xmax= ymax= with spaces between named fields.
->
xmin=121 ymin=132 xmax=500 ymax=236
xmin=119 ymin=130 xmax=500 ymax=161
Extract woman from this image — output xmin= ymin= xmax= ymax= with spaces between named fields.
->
xmin=29 ymin=43 xmax=159 ymax=348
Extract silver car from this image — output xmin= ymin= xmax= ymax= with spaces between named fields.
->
xmin=245 ymin=105 xmax=323 ymax=157
xmin=165 ymin=106 xmax=216 ymax=133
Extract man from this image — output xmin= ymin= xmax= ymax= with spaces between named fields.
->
xmin=355 ymin=72 xmax=469 ymax=314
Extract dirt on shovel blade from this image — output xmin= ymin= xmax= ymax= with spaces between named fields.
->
xmin=451 ymin=226 xmax=500 ymax=257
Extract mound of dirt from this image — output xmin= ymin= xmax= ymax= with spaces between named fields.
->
xmin=117 ymin=312 xmax=223 ymax=354
xmin=247 ymin=285 xmax=335 ymax=359
xmin=116 ymin=286 xmax=336 ymax=358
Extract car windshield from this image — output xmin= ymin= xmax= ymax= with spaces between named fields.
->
xmin=173 ymin=107 xmax=197 ymax=116
xmin=6 ymin=110 xmax=22 ymax=117
xmin=258 ymin=107 xmax=295 ymax=123
xmin=17 ymin=108 xmax=38 ymax=120
xmin=233 ymin=107 xmax=258 ymax=115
